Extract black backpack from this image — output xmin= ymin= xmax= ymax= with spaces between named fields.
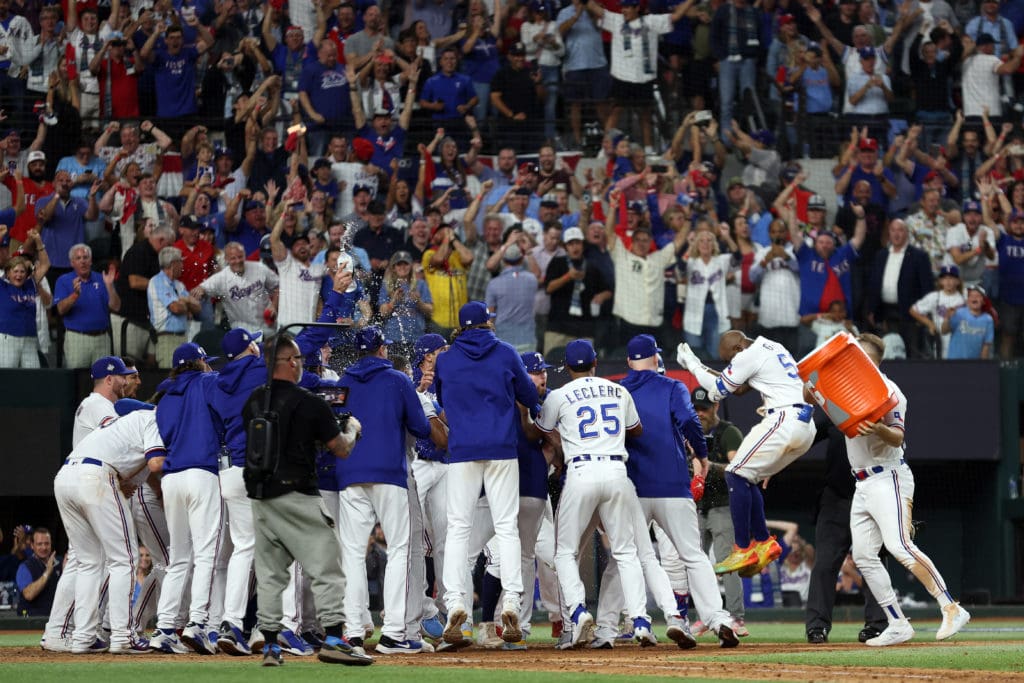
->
xmin=244 ymin=385 xmax=303 ymax=500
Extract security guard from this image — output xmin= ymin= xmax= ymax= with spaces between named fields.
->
xmin=242 ymin=333 xmax=368 ymax=667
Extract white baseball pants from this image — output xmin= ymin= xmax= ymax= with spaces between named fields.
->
xmin=726 ymin=413 xmax=816 ymax=484
xmin=851 ymin=464 xmax=952 ymax=613
xmin=554 ymin=460 xmax=646 ymax=620
xmin=339 ymin=483 xmax=412 ymax=641
xmin=53 ymin=463 xmax=138 ymax=650
xmin=220 ymin=466 xmax=255 ymax=628
xmin=482 ymin=495 xmax=549 ymax=632
xmin=411 ymin=458 xmax=448 ymax=603
xmin=534 ymin=503 xmax=561 ymax=622
xmin=405 ymin=469 xmax=439 ymax=637
xmin=443 ymin=459 xmax=522 ymax=614
xmin=156 ymin=469 xmax=223 ymax=629
xmin=130 ymin=481 xmax=169 ymax=632
xmin=43 ymin=543 xmax=84 ymax=645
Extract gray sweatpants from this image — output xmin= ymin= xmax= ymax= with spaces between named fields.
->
xmin=699 ymin=506 xmax=744 ymax=619
xmin=253 ymin=492 xmax=345 ymax=633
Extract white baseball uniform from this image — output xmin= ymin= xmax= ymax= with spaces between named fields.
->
xmin=697 ymin=336 xmax=816 ymax=483
xmin=44 ymin=392 xmax=118 ymax=649
xmin=536 ymin=376 xmax=648 ymax=620
xmin=53 ymin=411 xmax=165 ymax=651
xmin=846 ymin=375 xmax=954 ymax=617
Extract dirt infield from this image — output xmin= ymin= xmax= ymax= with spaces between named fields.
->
xmin=7 ymin=641 xmax=1024 ymax=682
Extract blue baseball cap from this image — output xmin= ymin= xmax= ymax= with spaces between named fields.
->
xmin=242 ymin=199 xmax=265 ymax=212
xmin=521 ymin=351 xmax=553 ymax=373
xmin=172 ymin=342 xmax=217 ymax=367
xmin=627 ymin=334 xmax=661 ymax=361
xmin=963 ymin=200 xmax=982 ymax=214
xmin=223 ymin=328 xmax=263 ymax=359
xmin=938 ymin=265 xmax=960 ymax=279
xmin=565 ymin=339 xmax=597 ymax=368
xmin=458 ymin=301 xmax=495 ymax=328
xmin=414 ymin=333 xmax=447 ymax=358
xmin=354 ymin=325 xmax=392 ymax=351
xmin=91 ymin=355 xmax=138 ymax=379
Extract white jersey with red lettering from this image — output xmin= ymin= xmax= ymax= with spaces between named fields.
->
xmin=536 ymin=376 xmax=640 ymax=459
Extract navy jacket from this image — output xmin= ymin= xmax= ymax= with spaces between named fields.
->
xmin=619 ymin=369 xmax=708 ymax=498
xmin=210 ymin=355 xmax=267 ymax=467
xmin=435 ymin=328 xmax=539 ymax=463
xmin=516 ymin=394 xmax=548 ymax=500
xmin=155 ymin=370 xmax=221 ymax=474
xmin=337 ymin=356 xmax=432 ymax=488
xmin=868 ymin=245 xmax=934 ymax=317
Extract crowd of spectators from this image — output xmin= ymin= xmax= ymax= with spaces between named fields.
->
xmin=0 ymin=0 xmax=1022 ymax=369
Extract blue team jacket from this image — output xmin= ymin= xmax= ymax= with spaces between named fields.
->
xmin=435 ymin=328 xmax=539 ymax=463
xmin=516 ymin=410 xmax=548 ymax=500
xmin=155 ymin=370 xmax=222 ymax=474
xmin=210 ymin=355 xmax=268 ymax=467
xmin=619 ymin=369 xmax=708 ymax=498
xmin=336 ymin=356 xmax=432 ymax=489
xmin=301 ymin=371 xmax=344 ymax=491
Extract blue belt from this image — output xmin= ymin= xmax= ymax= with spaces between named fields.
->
xmin=64 ymin=457 xmax=104 ymax=467
xmin=570 ymin=454 xmax=624 ymax=464
xmin=766 ymin=404 xmax=813 ymax=423
xmin=852 ymin=459 xmax=906 ymax=481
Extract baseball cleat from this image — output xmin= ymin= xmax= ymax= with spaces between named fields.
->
xmin=110 ymin=637 xmax=152 ymax=655
xmin=633 ymin=617 xmax=657 ymax=647
xmin=248 ymin=631 xmax=266 ymax=651
xmin=278 ymin=629 xmax=314 ymax=656
xmin=443 ymin=607 xmax=468 ymax=644
xmin=375 ymin=635 xmax=424 ymax=654
xmin=501 ymin=640 xmax=527 ymax=651
xmin=261 ymin=643 xmax=284 ymax=667
xmin=181 ymin=622 xmax=217 ymax=655
xmin=72 ymin=638 xmax=110 ymax=654
xmin=420 ymin=615 xmax=444 ymax=641
xmin=806 ymin=628 xmax=828 ymax=644
xmin=435 ymin=639 xmax=472 ymax=653
xmin=41 ymin=637 xmax=72 ymax=653
xmin=149 ymin=628 xmax=189 ymax=654
xmin=418 ymin=640 xmax=435 ymax=653
xmin=666 ymin=615 xmax=696 ymax=649
xmin=936 ymin=604 xmax=970 ymax=640
xmin=714 ymin=543 xmax=759 ymax=575
xmin=858 ymin=625 xmax=882 ymax=643
xmin=476 ymin=622 xmax=504 ymax=649
xmin=500 ymin=604 xmax=523 ymax=643
xmin=300 ymin=630 xmax=325 ymax=651
xmin=587 ymin=637 xmax=613 ymax=649
xmin=319 ymin=635 xmax=374 ymax=665
xmin=569 ymin=605 xmax=595 ymax=647
xmin=738 ymin=536 xmax=783 ymax=577
xmin=717 ymin=623 xmax=739 ymax=648
xmin=555 ymin=631 xmax=575 ymax=650
xmin=217 ymin=622 xmax=252 ymax=656
xmin=733 ymin=618 xmax=750 ymax=637
xmin=866 ymin=619 xmax=914 ymax=647
xmin=690 ymin=620 xmax=710 ymax=637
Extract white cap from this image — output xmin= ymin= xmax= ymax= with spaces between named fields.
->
xmin=27 ymin=150 xmax=45 ymax=164
xmin=563 ymin=227 xmax=585 ymax=243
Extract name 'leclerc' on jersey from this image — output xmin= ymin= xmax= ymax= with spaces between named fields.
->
xmin=564 ymin=383 xmax=623 ymax=405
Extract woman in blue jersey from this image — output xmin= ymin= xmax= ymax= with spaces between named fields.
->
xmin=0 ymin=229 xmax=51 ymax=368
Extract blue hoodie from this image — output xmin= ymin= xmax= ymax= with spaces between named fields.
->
xmin=296 ymin=288 xmax=362 ymax=358
xmin=516 ymin=399 xmax=548 ymax=500
xmin=618 ymin=369 xmax=708 ymax=498
xmin=210 ymin=355 xmax=268 ymax=467
xmin=435 ymin=328 xmax=539 ymax=463
xmin=300 ymin=371 xmax=345 ymax=491
xmin=155 ymin=370 xmax=222 ymax=474
xmin=337 ymin=355 xmax=432 ymax=488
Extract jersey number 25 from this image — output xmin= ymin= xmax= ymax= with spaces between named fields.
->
xmin=577 ymin=403 xmax=620 ymax=439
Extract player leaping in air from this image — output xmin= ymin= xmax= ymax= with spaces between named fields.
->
xmin=677 ymin=331 xmax=816 ymax=577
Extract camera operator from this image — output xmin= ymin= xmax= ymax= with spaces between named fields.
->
xmin=242 ymin=333 xmax=369 ymax=667
xmin=748 ymin=218 xmax=800 ymax=353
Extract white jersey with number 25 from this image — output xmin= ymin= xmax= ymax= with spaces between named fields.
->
xmin=712 ymin=336 xmax=806 ymax=408
xmin=536 ymin=376 xmax=640 ymax=460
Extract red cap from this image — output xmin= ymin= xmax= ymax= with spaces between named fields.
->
xmin=923 ymin=170 xmax=940 ymax=183
xmin=778 ymin=13 xmax=795 ymax=25
xmin=376 ymin=53 xmax=394 ymax=64
xmin=858 ymin=137 xmax=879 ymax=152
xmin=352 ymin=137 xmax=375 ymax=162
xmin=285 ymin=24 xmax=303 ymax=35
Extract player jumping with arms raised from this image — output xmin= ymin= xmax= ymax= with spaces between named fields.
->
xmin=677 ymin=331 xmax=816 ymax=576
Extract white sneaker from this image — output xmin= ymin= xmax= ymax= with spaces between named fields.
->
xmin=500 ymin=599 xmax=522 ymax=643
xmin=569 ymin=605 xmax=595 ymax=647
xmin=936 ymin=604 xmax=970 ymax=640
xmin=149 ymin=628 xmax=189 ymax=654
xmin=181 ymin=622 xmax=217 ymax=655
xmin=476 ymin=622 xmax=504 ymax=649
xmin=587 ymin=636 xmax=613 ymax=649
xmin=666 ymin=614 xmax=696 ymax=649
xmin=442 ymin=606 xmax=469 ymax=645
xmin=555 ymin=631 xmax=575 ymax=650
xmin=42 ymin=637 xmax=72 ymax=653
xmin=866 ymin=619 xmax=914 ymax=647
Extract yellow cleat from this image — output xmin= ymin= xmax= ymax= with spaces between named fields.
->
xmin=714 ymin=543 xmax=758 ymax=575
xmin=738 ymin=536 xmax=783 ymax=577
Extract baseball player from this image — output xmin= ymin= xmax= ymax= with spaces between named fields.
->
xmin=209 ymin=328 xmax=267 ymax=655
xmin=337 ymin=326 xmax=435 ymax=653
xmin=43 ymin=356 xmax=138 ymax=653
xmin=149 ymin=343 xmax=224 ymax=655
xmin=837 ymin=334 xmax=970 ymax=646
xmin=532 ymin=339 xmax=653 ymax=647
xmin=613 ymin=334 xmax=738 ymax=648
xmin=434 ymin=302 xmax=539 ymax=646
xmin=676 ymin=331 xmax=816 ymax=576
xmin=54 ymin=407 xmax=165 ymax=654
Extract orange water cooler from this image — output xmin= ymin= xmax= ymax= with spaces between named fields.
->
xmin=797 ymin=332 xmax=897 ymax=438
